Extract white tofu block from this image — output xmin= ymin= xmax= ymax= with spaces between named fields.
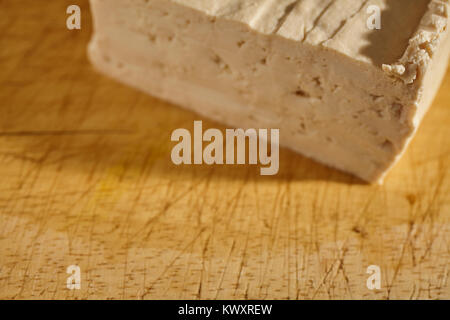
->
xmin=88 ymin=0 xmax=450 ymax=182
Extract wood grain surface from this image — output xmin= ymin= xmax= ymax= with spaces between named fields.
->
xmin=0 ymin=0 xmax=449 ymax=300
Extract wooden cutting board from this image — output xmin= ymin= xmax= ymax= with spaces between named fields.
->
xmin=0 ymin=0 xmax=449 ymax=300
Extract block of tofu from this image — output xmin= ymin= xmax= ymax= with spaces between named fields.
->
xmin=88 ymin=0 xmax=450 ymax=182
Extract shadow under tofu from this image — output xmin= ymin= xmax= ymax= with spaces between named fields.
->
xmin=359 ymin=0 xmax=430 ymax=67
xmin=0 ymin=89 xmax=364 ymax=186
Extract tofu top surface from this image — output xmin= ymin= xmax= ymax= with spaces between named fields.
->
xmin=171 ymin=0 xmax=449 ymax=80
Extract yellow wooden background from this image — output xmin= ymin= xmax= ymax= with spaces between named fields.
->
xmin=0 ymin=0 xmax=449 ymax=300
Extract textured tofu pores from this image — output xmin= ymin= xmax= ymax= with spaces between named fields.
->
xmin=88 ymin=0 xmax=450 ymax=183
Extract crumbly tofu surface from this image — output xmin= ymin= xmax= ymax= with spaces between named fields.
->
xmin=88 ymin=0 xmax=450 ymax=182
